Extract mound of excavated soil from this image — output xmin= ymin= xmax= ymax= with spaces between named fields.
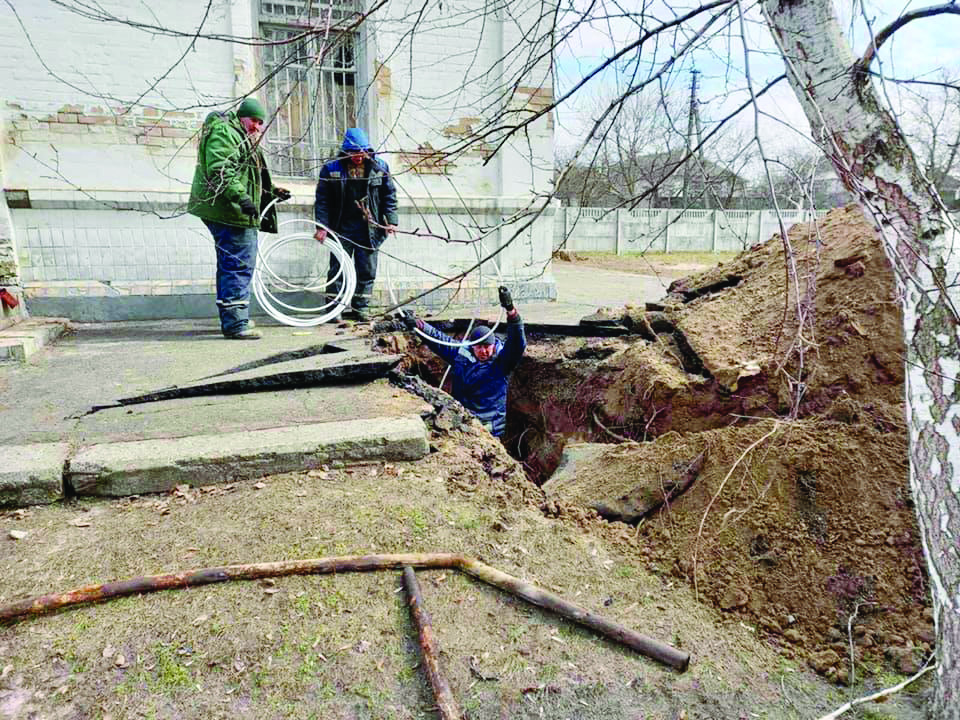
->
xmin=505 ymin=205 xmax=930 ymax=679
xmin=541 ymin=420 xmax=929 ymax=681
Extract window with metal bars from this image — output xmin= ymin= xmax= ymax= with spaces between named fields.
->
xmin=259 ymin=1 xmax=361 ymax=178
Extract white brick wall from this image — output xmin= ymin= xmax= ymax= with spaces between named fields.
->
xmin=2 ymin=0 xmax=556 ymax=315
xmin=0 ymin=0 xmax=235 ymax=193
xmin=372 ymin=0 xmax=553 ymax=199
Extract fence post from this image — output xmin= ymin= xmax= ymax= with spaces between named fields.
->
xmin=664 ymin=209 xmax=671 ymax=253
xmin=711 ymin=210 xmax=719 ymax=252
xmin=615 ymin=209 xmax=622 ymax=255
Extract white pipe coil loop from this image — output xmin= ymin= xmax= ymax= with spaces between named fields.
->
xmin=252 ymin=214 xmax=357 ymax=327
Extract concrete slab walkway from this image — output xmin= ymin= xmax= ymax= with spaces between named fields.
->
xmin=0 ymin=260 xmax=671 ymax=508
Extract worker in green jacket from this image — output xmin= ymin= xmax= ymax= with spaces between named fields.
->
xmin=188 ymin=97 xmax=290 ymax=339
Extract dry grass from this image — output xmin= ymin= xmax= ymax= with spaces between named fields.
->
xmin=0 ymin=429 xmax=912 ymax=719
xmin=564 ymin=251 xmax=738 ymax=278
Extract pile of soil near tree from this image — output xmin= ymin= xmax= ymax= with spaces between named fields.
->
xmin=504 ymin=205 xmax=932 ymax=681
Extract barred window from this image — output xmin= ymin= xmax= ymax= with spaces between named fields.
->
xmin=259 ymin=1 xmax=361 ymax=178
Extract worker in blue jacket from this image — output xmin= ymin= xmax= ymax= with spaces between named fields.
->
xmin=402 ymin=286 xmax=526 ymax=437
xmin=314 ymin=128 xmax=398 ymax=321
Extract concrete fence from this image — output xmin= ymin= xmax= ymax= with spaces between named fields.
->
xmin=553 ymin=207 xmax=830 ymax=255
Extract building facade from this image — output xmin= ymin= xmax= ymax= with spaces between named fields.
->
xmin=0 ymin=0 xmax=555 ymax=321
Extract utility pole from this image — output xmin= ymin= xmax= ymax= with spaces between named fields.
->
xmin=682 ymin=69 xmax=707 ymax=207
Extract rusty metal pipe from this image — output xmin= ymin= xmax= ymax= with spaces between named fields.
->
xmin=0 ymin=552 xmax=689 ymax=671
xmin=402 ymin=566 xmax=462 ymax=720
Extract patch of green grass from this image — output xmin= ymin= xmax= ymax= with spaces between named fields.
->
xmin=407 ymin=508 xmax=429 ymax=535
xmin=506 ymin=624 xmax=526 ymax=644
xmin=615 ymin=565 xmax=635 ymax=579
xmin=320 ymin=589 xmax=347 ymax=612
xmin=73 ymin=617 xmax=93 ymax=632
xmin=858 ymin=710 xmax=900 ymax=720
xmin=450 ymin=508 xmax=489 ymax=530
xmin=539 ymin=663 xmax=560 ymax=682
xmin=294 ymin=594 xmax=312 ymax=613
xmin=150 ymin=643 xmax=191 ymax=691
xmin=499 ymin=654 xmax=527 ymax=677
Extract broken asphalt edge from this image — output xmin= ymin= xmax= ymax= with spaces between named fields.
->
xmin=0 ymin=415 xmax=429 ymax=508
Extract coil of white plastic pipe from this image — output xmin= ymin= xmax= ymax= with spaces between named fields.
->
xmin=252 ymin=208 xmax=357 ymax=327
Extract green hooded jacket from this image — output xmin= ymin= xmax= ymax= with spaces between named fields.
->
xmin=188 ymin=111 xmax=280 ymax=233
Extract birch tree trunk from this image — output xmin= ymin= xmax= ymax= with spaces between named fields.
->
xmin=761 ymin=0 xmax=959 ymax=714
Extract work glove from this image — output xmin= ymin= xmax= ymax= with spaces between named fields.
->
xmin=274 ymin=187 xmax=292 ymax=202
xmin=400 ymin=310 xmax=420 ymax=331
xmin=498 ymin=285 xmax=514 ymax=311
xmin=238 ymin=196 xmax=258 ymax=218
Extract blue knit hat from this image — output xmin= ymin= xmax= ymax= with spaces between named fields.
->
xmin=468 ymin=325 xmax=494 ymax=344
xmin=341 ymin=128 xmax=371 ymax=152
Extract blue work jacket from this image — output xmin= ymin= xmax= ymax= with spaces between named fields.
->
xmin=418 ymin=317 xmax=527 ymax=436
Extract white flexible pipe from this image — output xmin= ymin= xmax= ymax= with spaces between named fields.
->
xmin=412 ymin=233 xmax=505 ymax=348
xmin=252 ymin=207 xmax=357 ymax=327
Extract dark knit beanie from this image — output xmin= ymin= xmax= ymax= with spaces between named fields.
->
xmin=237 ymin=97 xmax=266 ymax=121
xmin=468 ymin=325 xmax=494 ymax=344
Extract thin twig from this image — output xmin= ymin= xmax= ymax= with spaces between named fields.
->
xmin=692 ymin=421 xmax=781 ymax=600
xmin=845 ymin=601 xmax=876 ymax=686
xmin=815 ymin=656 xmax=936 ymax=720
xmin=593 ymin=411 xmax=632 ymax=443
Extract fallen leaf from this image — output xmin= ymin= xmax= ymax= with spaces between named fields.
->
xmin=191 ymin=615 xmax=209 ymax=627
xmin=68 ymin=519 xmax=91 ymax=528
xmin=1 ymin=665 xmax=12 ymax=679
xmin=253 ymin=482 xmax=267 ymax=490
xmin=8 ymin=530 xmax=27 ymax=540
xmin=233 ymin=660 xmax=245 ymax=672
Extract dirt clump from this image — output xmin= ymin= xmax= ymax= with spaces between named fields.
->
xmin=506 ymin=205 xmax=930 ymax=680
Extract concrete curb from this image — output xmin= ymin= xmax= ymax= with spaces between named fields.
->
xmin=0 ymin=317 xmax=71 ymax=361
xmin=66 ymin=415 xmax=430 ymax=497
xmin=0 ymin=443 xmax=70 ymax=508
xmin=0 ymin=416 xmax=430 ymax=507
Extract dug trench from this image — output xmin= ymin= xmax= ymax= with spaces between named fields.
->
xmin=383 ymin=205 xmax=933 ymax=686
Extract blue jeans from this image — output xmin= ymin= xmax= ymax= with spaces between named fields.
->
xmin=203 ymin=220 xmax=258 ymax=335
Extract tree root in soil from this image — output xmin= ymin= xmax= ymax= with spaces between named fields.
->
xmin=0 ymin=552 xmax=690 ymax=671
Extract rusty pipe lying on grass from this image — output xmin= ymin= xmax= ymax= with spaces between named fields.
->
xmin=0 ymin=552 xmax=690 ymax=671
xmin=403 ymin=566 xmax=463 ymax=720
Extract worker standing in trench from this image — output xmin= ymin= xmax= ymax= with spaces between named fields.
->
xmin=401 ymin=286 xmax=526 ymax=438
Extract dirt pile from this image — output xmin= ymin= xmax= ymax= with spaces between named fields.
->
xmin=507 ymin=205 xmax=931 ymax=679
xmin=506 ymin=204 xmax=905 ymax=479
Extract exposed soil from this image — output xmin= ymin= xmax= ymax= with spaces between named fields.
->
xmin=502 ymin=205 xmax=932 ymax=683
xmin=3 ymin=423 xmax=923 ymax=720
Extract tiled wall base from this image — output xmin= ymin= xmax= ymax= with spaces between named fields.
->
xmin=25 ymin=280 xmax=557 ymax=322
